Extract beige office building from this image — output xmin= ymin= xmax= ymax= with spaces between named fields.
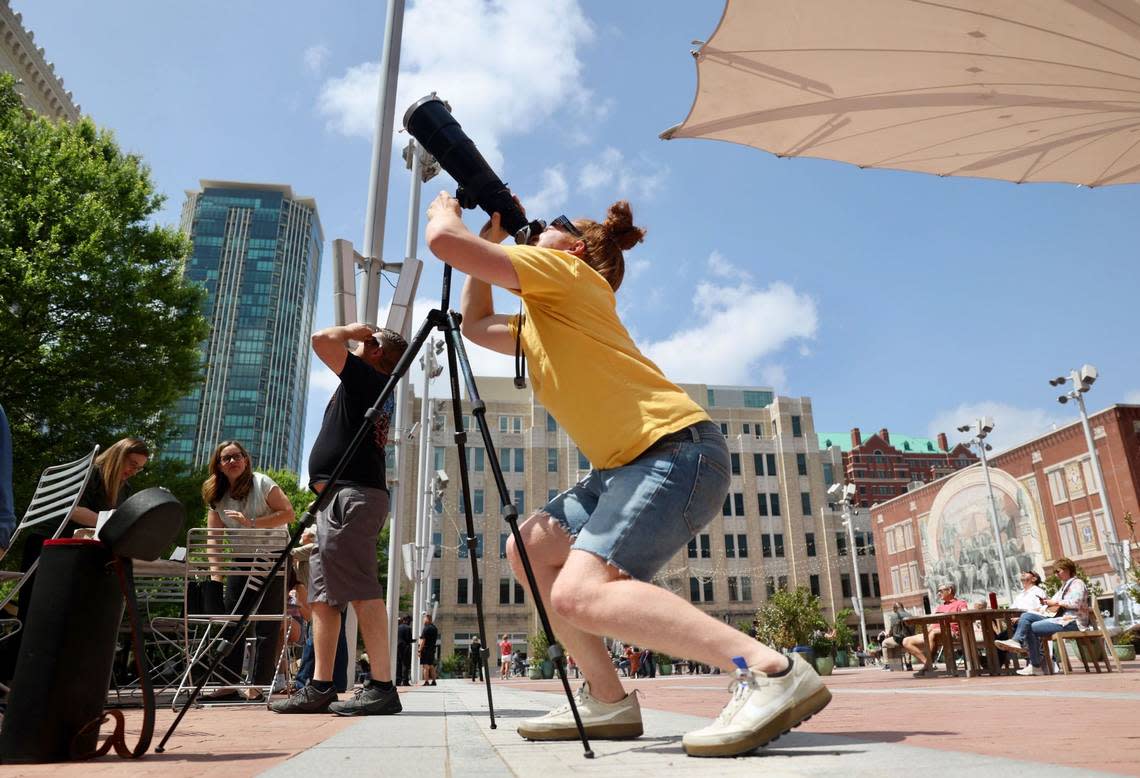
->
xmin=398 ymin=378 xmax=881 ymax=662
xmin=1 ymin=0 xmax=80 ymax=121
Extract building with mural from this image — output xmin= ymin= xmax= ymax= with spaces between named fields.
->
xmin=871 ymin=404 xmax=1140 ymax=613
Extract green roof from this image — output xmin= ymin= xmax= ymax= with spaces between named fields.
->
xmin=817 ymin=432 xmax=948 ymax=454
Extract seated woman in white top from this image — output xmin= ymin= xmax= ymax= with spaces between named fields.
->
xmin=202 ymin=440 xmax=295 ymax=697
xmin=1009 ymin=571 xmax=1049 ymax=619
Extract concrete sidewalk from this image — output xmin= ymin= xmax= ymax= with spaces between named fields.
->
xmin=3 ymin=664 xmax=1137 ymax=776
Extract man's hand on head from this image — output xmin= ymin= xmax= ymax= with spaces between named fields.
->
xmin=344 ymin=323 xmax=378 ymax=343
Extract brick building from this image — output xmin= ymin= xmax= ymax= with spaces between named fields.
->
xmin=870 ymin=404 xmax=1140 ymax=611
xmin=817 ymin=427 xmax=978 ymax=508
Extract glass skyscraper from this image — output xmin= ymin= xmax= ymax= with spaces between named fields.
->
xmin=167 ymin=181 xmax=323 ymax=474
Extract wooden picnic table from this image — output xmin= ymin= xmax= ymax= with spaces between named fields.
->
xmin=905 ymin=609 xmax=1024 ymax=677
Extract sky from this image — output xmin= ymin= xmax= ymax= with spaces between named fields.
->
xmin=17 ymin=0 xmax=1140 ymax=472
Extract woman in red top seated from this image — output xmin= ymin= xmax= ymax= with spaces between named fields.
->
xmin=902 ymin=583 xmax=968 ymax=677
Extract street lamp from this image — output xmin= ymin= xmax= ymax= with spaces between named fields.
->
xmin=956 ymin=418 xmax=1014 ymax=604
xmin=1050 ymin=366 xmax=1131 ymax=622
xmin=827 ymin=482 xmax=869 ymax=655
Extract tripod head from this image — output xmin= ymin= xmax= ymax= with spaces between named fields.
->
xmin=403 ymin=94 xmax=547 ymax=245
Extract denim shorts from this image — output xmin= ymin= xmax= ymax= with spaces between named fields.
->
xmin=542 ymin=421 xmax=730 ymax=582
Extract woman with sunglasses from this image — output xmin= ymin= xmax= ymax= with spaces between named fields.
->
xmin=425 ymin=193 xmax=830 ymax=758
xmin=201 ymin=440 xmax=295 ymax=699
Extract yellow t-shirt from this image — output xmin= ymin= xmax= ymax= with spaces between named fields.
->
xmin=504 ymin=245 xmax=708 ymax=469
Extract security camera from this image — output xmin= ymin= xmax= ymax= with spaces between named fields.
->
xmin=1058 ymin=395 xmax=1069 ymax=404
xmin=435 ymin=469 xmax=449 ymax=488
xmin=956 ymin=425 xmax=970 ymax=433
xmin=827 ymin=483 xmax=844 ymax=500
xmin=1079 ymin=364 xmax=1097 ymax=387
xmin=1049 ymin=376 xmax=1067 ymax=387
xmin=979 ymin=417 xmax=995 ymax=435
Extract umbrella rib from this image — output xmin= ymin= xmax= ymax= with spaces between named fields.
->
xmin=942 ymin=120 xmax=1140 ymax=178
xmin=703 ymin=47 xmax=1140 ymax=87
xmin=1089 ymin=132 xmax=1140 ymax=186
xmin=863 ymin=109 xmax=1140 ymax=165
xmin=909 ymin=0 xmax=1140 ymax=64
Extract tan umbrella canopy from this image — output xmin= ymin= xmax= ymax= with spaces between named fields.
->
xmin=662 ymin=0 xmax=1140 ymax=187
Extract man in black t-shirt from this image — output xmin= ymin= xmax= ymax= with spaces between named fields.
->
xmin=272 ymin=324 xmax=407 ymax=717
xmin=419 ymin=613 xmax=439 ymax=686
xmin=396 ymin=615 xmax=413 ymax=686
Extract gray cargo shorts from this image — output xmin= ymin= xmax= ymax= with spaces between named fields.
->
xmin=309 ymin=484 xmax=389 ymax=608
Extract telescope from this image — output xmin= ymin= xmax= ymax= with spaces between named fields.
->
xmin=403 ymin=95 xmax=546 ymax=244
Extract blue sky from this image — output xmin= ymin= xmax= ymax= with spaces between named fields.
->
xmin=19 ymin=0 xmax=1140 ymax=467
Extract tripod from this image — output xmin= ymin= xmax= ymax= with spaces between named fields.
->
xmin=159 ymin=264 xmax=594 ymax=758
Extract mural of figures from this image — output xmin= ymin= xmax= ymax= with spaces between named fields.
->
xmin=921 ymin=467 xmax=1046 ymax=605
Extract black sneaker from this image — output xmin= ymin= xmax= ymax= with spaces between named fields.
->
xmin=269 ymin=684 xmax=337 ymax=714
xmin=328 ymin=683 xmax=402 ymax=716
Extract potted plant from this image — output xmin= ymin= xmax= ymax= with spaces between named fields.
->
xmin=656 ymin=652 xmax=674 ymax=676
xmin=530 ymin=632 xmax=553 ymax=679
xmin=810 ymin=634 xmax=835 ymax=676
xmin=755 ymin=587 xmax=828 ymax=664
xmin=832 ymin=608 xmax=855 ymax=668
xmin=1113 ymin=631 xmax=1136 ymax=662
xmin=439 ymin=651 xmax=465 ymax=679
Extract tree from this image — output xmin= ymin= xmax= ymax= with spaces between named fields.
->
xmin=0 ymin=73 xmax=208 ymax=511
xmin=755 ymin=587 xmax=828 ymax=650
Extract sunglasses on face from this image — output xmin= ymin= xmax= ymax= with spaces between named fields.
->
xmin=550 ymin=215 xmax=582 ymax=238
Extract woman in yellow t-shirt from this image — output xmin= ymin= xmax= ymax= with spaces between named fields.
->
xmin=425 ymin=193 xmax=830 ymax=757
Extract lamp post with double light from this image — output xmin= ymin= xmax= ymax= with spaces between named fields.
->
xmin=827 ymin=482 xmax=868 ymax=655
xmin=956 ymin=418 xmax=1014 ymax=605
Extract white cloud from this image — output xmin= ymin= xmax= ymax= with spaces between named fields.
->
xmin=1125 ymin=390 xmax=1140 ymax=404
xmin=927 ymin=401 xmax=1069 ymax=455
xmin=317 ymin=0 xmax=595 ymax=171
xmin=522 ymin=167 xmax=569 ymax=217
xmin=304 ymin=43 xmax=330 ymax=73
xmin=578 ymin=146 xmax=668 ymax=199
xmin=707 ymin=250 xmax=751 ymax=282
xmin=625 ymin=257 xmax=651 ymax=281
xmin=642 ymin=261 xmax=818 ymax=385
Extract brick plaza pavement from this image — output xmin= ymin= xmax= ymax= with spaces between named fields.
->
xmin=1 ymin=660 xmax=1135 ymax=776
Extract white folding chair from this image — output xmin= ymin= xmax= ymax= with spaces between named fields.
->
xmin=0 ymin=446 xmax=99 ymax=649
xmin=107 ymin=562 xmax=189 ymax=705
xmin=174 ymin=526 xmax=289 ymax=707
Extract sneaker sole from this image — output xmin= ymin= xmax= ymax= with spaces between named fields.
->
xmin=683 ymin=685 xmax=832 ymax=758
xmin=330 ymin=703 xmax=403 ymax=717
xmin=518 ymin=721 xmax=644 ymax=741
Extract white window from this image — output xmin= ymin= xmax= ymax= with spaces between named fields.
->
xmin=908 ymin=562 xmax=920 ymax=591
xmin=1058 ymin=519 xmax=1078 ymax=557
xmin=901 ymin=522 xmax=915 ymax=550
xmin=1047 ymin=469 xmax=1067 ymax=504
xmin=1081 ymin=459 xmax=1098 ymax=494
xmin=890 ymin=566 xmax=901 ymax=593
xmin=885 ymin=530 xmax=897 ymax=555
xmin=899 ymin=565 xmax=912 ymax=592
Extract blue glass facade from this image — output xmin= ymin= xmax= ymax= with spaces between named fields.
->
xmin=166 ymin=182 xmax=322 ymax=474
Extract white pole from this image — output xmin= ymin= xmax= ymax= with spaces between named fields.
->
xmin=359 ymin=0 xmax=407 ymax=325
xmin=410 ymin=355 xmax=433 ymax=683
xmin=843 ymin=501 xmax=869 ymax=654
xmin=384 ymin=142 xmax=427 ymax=681
xmin=1072 ymin=386 xmax=1122 ymax=577
xmin=977 ymin=438 xmax=1014 ymax=604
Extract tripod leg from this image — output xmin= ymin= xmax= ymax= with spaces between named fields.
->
xmin=439 ymin=316 xmax=497 ymax=729
xmin=443 ymin=313 xmax=594 ymax=758
xmin=159 ymin=311 xmax=445 ymax=753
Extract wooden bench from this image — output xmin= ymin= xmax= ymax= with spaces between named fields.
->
xmin=1044 ymin=604 xmax=1122 ymax=675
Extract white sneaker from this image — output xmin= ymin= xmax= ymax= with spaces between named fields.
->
xmin=517 ymin=682 xmax=642 ymax=741
xmin=1015 ymin=665 xmax=1043 ymax=676
xmin=995 ymin=638 xmax=1026 ymax=654
xmin=682 ymin=654 xmax=831 ymax=758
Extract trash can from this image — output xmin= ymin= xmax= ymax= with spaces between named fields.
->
xmin=0 ymin=539 xmax=124 ymax=763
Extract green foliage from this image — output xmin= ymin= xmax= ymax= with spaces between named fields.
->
xmin=439 ymin=651 xmax=465 ymax=676
xmin=831 ymin=608 xmax=855 ymax=651
xmin=810 ymin=632 xmax=835 ymax=657
xmin=0 ymin=73 xmax=208 ymax=512
xmin=755 ymin=587 xmax=828 ymax=650
xmin=655 ymin=652 xmax=673 ymax=667
xmin=529 ymin=631 xmax=550 ymax=661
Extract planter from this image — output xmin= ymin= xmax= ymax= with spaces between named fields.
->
xmin=834 ymin=649 xmax=848 ymax=667
xmin=813 ymin=656 xmax=834 ymax=676
xmin=1115 ymin=644 xmax=1136 ymax=662
xmin=658 ymin=662 xmax=673 ymax=676
xmin=790 ymin=645 xmax=815 ymax=665
xmin=848 ymin=654 xmax=860 ymax=668
xmin=527 ymin=664 xmax=543 ymax=680
xmin=541 ymin=660 xmax=555 ymax=679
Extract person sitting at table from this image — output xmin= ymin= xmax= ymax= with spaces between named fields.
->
xmin=996 ymin=558 xmax=1087 ymax=676
xmin=880 ymin=603 xmax=913 ymax=671
xmin=902 ymin=582 xmax=968 ymax=677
